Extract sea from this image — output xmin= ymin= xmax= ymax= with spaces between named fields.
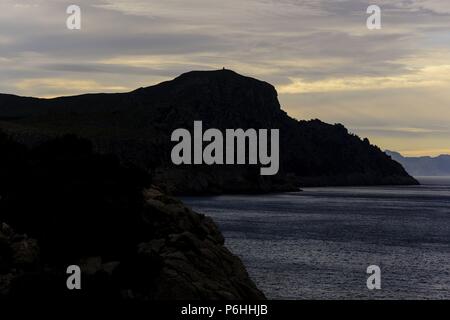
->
xmin=182 ymin=177 xmax=450 ymax=299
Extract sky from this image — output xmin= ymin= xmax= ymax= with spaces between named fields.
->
xmin=1 ymin=0 xmax=450 ymax=156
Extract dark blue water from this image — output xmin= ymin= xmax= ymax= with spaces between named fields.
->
xmin=183 ymin=177 xmax=450 ymax=299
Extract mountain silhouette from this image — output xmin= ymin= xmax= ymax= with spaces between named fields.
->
xmin=386 ymin=150 xmax=450 ymax=176
xmin=0 ymin=69 xmax=418 ymax=193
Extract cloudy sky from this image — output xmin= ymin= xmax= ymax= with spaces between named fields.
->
xmin=1 ymin=0 xmax=450 ymax=156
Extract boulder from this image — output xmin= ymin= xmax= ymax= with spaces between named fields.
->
xmin=0 ymin=187 xmax=265 ymax=300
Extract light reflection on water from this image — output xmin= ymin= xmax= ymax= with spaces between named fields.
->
xmin=183 ymin=177 xmax=450 ymax=299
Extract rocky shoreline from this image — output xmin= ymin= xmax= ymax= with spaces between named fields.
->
xmin=0 ymin=187 xmax=265 ymax=300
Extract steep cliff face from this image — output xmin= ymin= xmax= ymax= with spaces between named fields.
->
xmin=0 ymin=70 xmax=418 ymax=194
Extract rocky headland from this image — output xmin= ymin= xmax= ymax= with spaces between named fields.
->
xmin=0 ymin=70 xmax=418 ymax=194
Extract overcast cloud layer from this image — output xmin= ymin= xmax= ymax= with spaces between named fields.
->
xmin=1 ymin=0 xmax=450 ymax=156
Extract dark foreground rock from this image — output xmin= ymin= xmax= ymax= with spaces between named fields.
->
xmin=0 ymin=132 xmax=264 ymax=300
xmin=0 ymin=188 xmax=265 ymax=300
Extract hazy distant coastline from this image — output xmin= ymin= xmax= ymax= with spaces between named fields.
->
xmin=387 ymin=150 xmax=450 ymax=177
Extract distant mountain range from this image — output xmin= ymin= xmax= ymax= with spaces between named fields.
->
xmin=0 ymin=69 xmax=418 ymax=193
xmin=386 ymin=150 xmax=450 ymax=177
